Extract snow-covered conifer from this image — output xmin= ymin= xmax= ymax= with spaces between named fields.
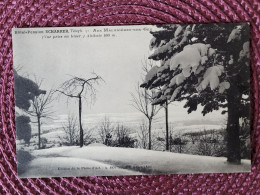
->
xmin=141 ymin=23 xmax=250 ymax=163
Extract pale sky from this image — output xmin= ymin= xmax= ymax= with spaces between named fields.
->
xmin=12 ymin=25 xmax=225 ymax=125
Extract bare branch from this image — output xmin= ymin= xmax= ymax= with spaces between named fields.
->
xmin=56 ymin=90 xmax=79 ymax=98
xmin=56 ymin=74 xmax=103 ymax=102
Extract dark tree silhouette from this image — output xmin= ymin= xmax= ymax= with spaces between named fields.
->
xmin=14 ymin=70 xmax=46 ymax=146
xmin=57 ymin=74 xmax=102 ymax=147
xmin=14 ymin=70 xmax=46 ymax=110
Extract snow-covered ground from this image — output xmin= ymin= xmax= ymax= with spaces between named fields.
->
xmin=20 ymin=145 xmax=251 ymax=178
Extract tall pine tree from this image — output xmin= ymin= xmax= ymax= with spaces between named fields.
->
xmin=141 ymin=23 xmax=250 ymax=164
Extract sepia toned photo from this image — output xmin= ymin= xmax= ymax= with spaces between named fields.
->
xmin=12 ymin=23 xmax=251 ymax=178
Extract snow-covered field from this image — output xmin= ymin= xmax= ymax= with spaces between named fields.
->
xmin=20 ymin=145 xmax=251 ymax=178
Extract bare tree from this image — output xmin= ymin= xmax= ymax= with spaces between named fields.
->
xmin=115 ymin=123 xmax=135 ymax=148
xmin=60 ymin=115 xmax=78 ymax=146
xmin=195 ymin=129 xmax=225 ymax=157
xmin=98 ymin=116 xmax=114 ymax=145
xmin=136 ymin=121 xmax=149 ymax=149
xmin=131 ymin=59 xmax=160 ymax=150
xmin=25 ymin=76 xmax=55 ymax=149
xmin=131 ymin=85 xmax=160 ymax=150
xmin=57 ymin=74 xmax=102 ymax=147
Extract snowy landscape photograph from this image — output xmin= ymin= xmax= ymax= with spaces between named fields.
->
xmin=12 ymin=23 xmax=251 ymax=178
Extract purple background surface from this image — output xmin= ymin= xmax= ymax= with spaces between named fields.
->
xmin=0 ymin=0 xmax=259 ymax=194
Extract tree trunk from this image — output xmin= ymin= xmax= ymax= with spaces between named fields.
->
xmin=79 ymin=96 xmax=83 ymax=147
xmin=226 ymin=76 xmax=241 ymax=164
xmin=37 ymin=115 xmax=41 ymax=149
xmin=148 ymin=118 xmax=152 ymax=150
xmin=165 ymin=101 xmax=169 ymax=151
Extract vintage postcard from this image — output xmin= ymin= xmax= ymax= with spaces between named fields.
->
xmin=12 ymin=23 xmax=251 ymax=178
